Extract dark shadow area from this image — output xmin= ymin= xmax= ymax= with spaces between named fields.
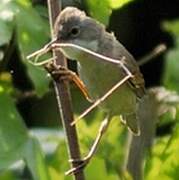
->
xmin=109 ymin=0 xmax=179 ymax=87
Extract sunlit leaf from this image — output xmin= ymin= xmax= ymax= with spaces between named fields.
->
xmin=85 ymin=0 xmax=112 ymax=25
xmin=0 ymin=72 xmax=13 ymax=94
xmin=145 ymin=125 xmax=179 ymax=179
xmin=86 ymin=157 xmax=118 ymax=180
xmin=0 ymin=170 xmax=18 ymax=180
xmin=49 ymin=166 xmax=63 ymax=180
xmin=76 ymin=115 xmax=127 ymax=175
xmin=163 ymin=20 xmax=179 ymax=36
xmin=109 ymin=0 xmax=133 ymax=9
xmin=85 ymin=0 xmax=134 ymax=25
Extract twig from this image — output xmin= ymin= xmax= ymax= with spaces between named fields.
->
xmin=47 ymin=1 xmax=85 ymax=180
xmin=137 ymin=44 xmax=166 ymax=66
xmin=71 ymin=74 xmax=132 ymax=125
xmin=27 ymin=41 xmax=166 ymax=126
xmin=51 ymin=43 xmax=131 ymax=75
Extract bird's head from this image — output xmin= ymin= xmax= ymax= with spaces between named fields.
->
xmin=53 ymin=7 xmax=105 ymax=59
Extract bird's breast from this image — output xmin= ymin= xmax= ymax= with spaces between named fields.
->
xmin=78 ymin=59 xmax=137 ymax=115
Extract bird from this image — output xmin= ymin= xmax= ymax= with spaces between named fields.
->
xmin=51 ymin=6 xmax=146 ymax=173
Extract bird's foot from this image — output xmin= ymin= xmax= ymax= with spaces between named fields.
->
xmin=45 ymin=62 xmax=93 ymax=102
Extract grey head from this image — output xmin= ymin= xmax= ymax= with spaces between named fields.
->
xmin=54 ymin=7 xmax=105 ymax=51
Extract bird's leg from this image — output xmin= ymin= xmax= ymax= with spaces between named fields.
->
xmin=65 ymin=115 xmax=111 ymax=175
xmin=45 ymin=62 xmax=93 ymax=102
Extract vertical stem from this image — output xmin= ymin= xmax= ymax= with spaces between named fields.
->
xmin=47 ymin=1 xmax=85 ymax=180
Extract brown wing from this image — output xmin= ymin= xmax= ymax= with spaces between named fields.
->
xmin=110 ymin=34 xmax=146 ymax=99
xmin=121 ymin=55 xmax=146 ymax=99
xmin=98 ymin=31 xmax=146 ymax=99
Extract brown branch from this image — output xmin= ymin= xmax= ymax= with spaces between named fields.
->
xmin=47 ymin=1 xmax=85 ymax=180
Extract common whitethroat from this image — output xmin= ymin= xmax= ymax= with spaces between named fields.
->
xmin=34 ymin=7 xmax=146 ymax=174
xmin=53 ymin=6 xmax=145 ymax=133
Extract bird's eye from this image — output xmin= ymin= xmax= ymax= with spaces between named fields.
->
xmin=70 ymin=26 xmax=80 ymax=37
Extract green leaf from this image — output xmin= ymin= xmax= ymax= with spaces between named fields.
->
xmin=23 ymin=137 xmax=51 ymax=180
xmin=163 ymin=20 xmax=179 ymax=36
xmin=0 ymin=170 xmax=18 ymax=180
xmin=145 ymin=124 xmax=179 ymax=179
xmin=109 ymin=0 xmax=134 ymax=9
xmin=0 ymin=72 xmax=13 ymax=94
xmin=85 ymin=0 xmax=134 ymax=25
xmin=162 ymin=20 xmax=179 ymax=93
xmin=77 ymin=115 xmax=127 ymax=172
xmin=86 ymin=157 xmax=118 ymax=180
xmin=163 ymin=44 xmax=179 ymax=92
xmin=159 ymin=125 xmax=179 ymax=179
xmin=15 ymin=3 xmax=49 ymax=57
xmin=24 ymin=63 xmax=50 ymax=97
xmin=0 ymin=92 xmax=51 ymax=179
xmin=86 ymin=0 xmax=112 ymax=25
xmin=0 ymin=0 xmax=50 ymax=96
xmin=0 ymin=92 xmax=28 ymax=169
xmin=48 ymin=140 xmax=72 ymax=180
xmin=15 ymin=1 xmax=50 ymax=96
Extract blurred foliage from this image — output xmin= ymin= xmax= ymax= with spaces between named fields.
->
xmin=85 ymin=0 xmax=134 ymax=25
xmin=0 ymin=0 xmax=179 ymax=180
xmin=0 ymin=92 xmax=50 ymax=180
xmin=0 ymin=0 xmax=50 ymax=96
xmin=145 ymin=123 xmax=179 ymax=180
xmin=162 ymin=20 xmax=179 ymax=93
